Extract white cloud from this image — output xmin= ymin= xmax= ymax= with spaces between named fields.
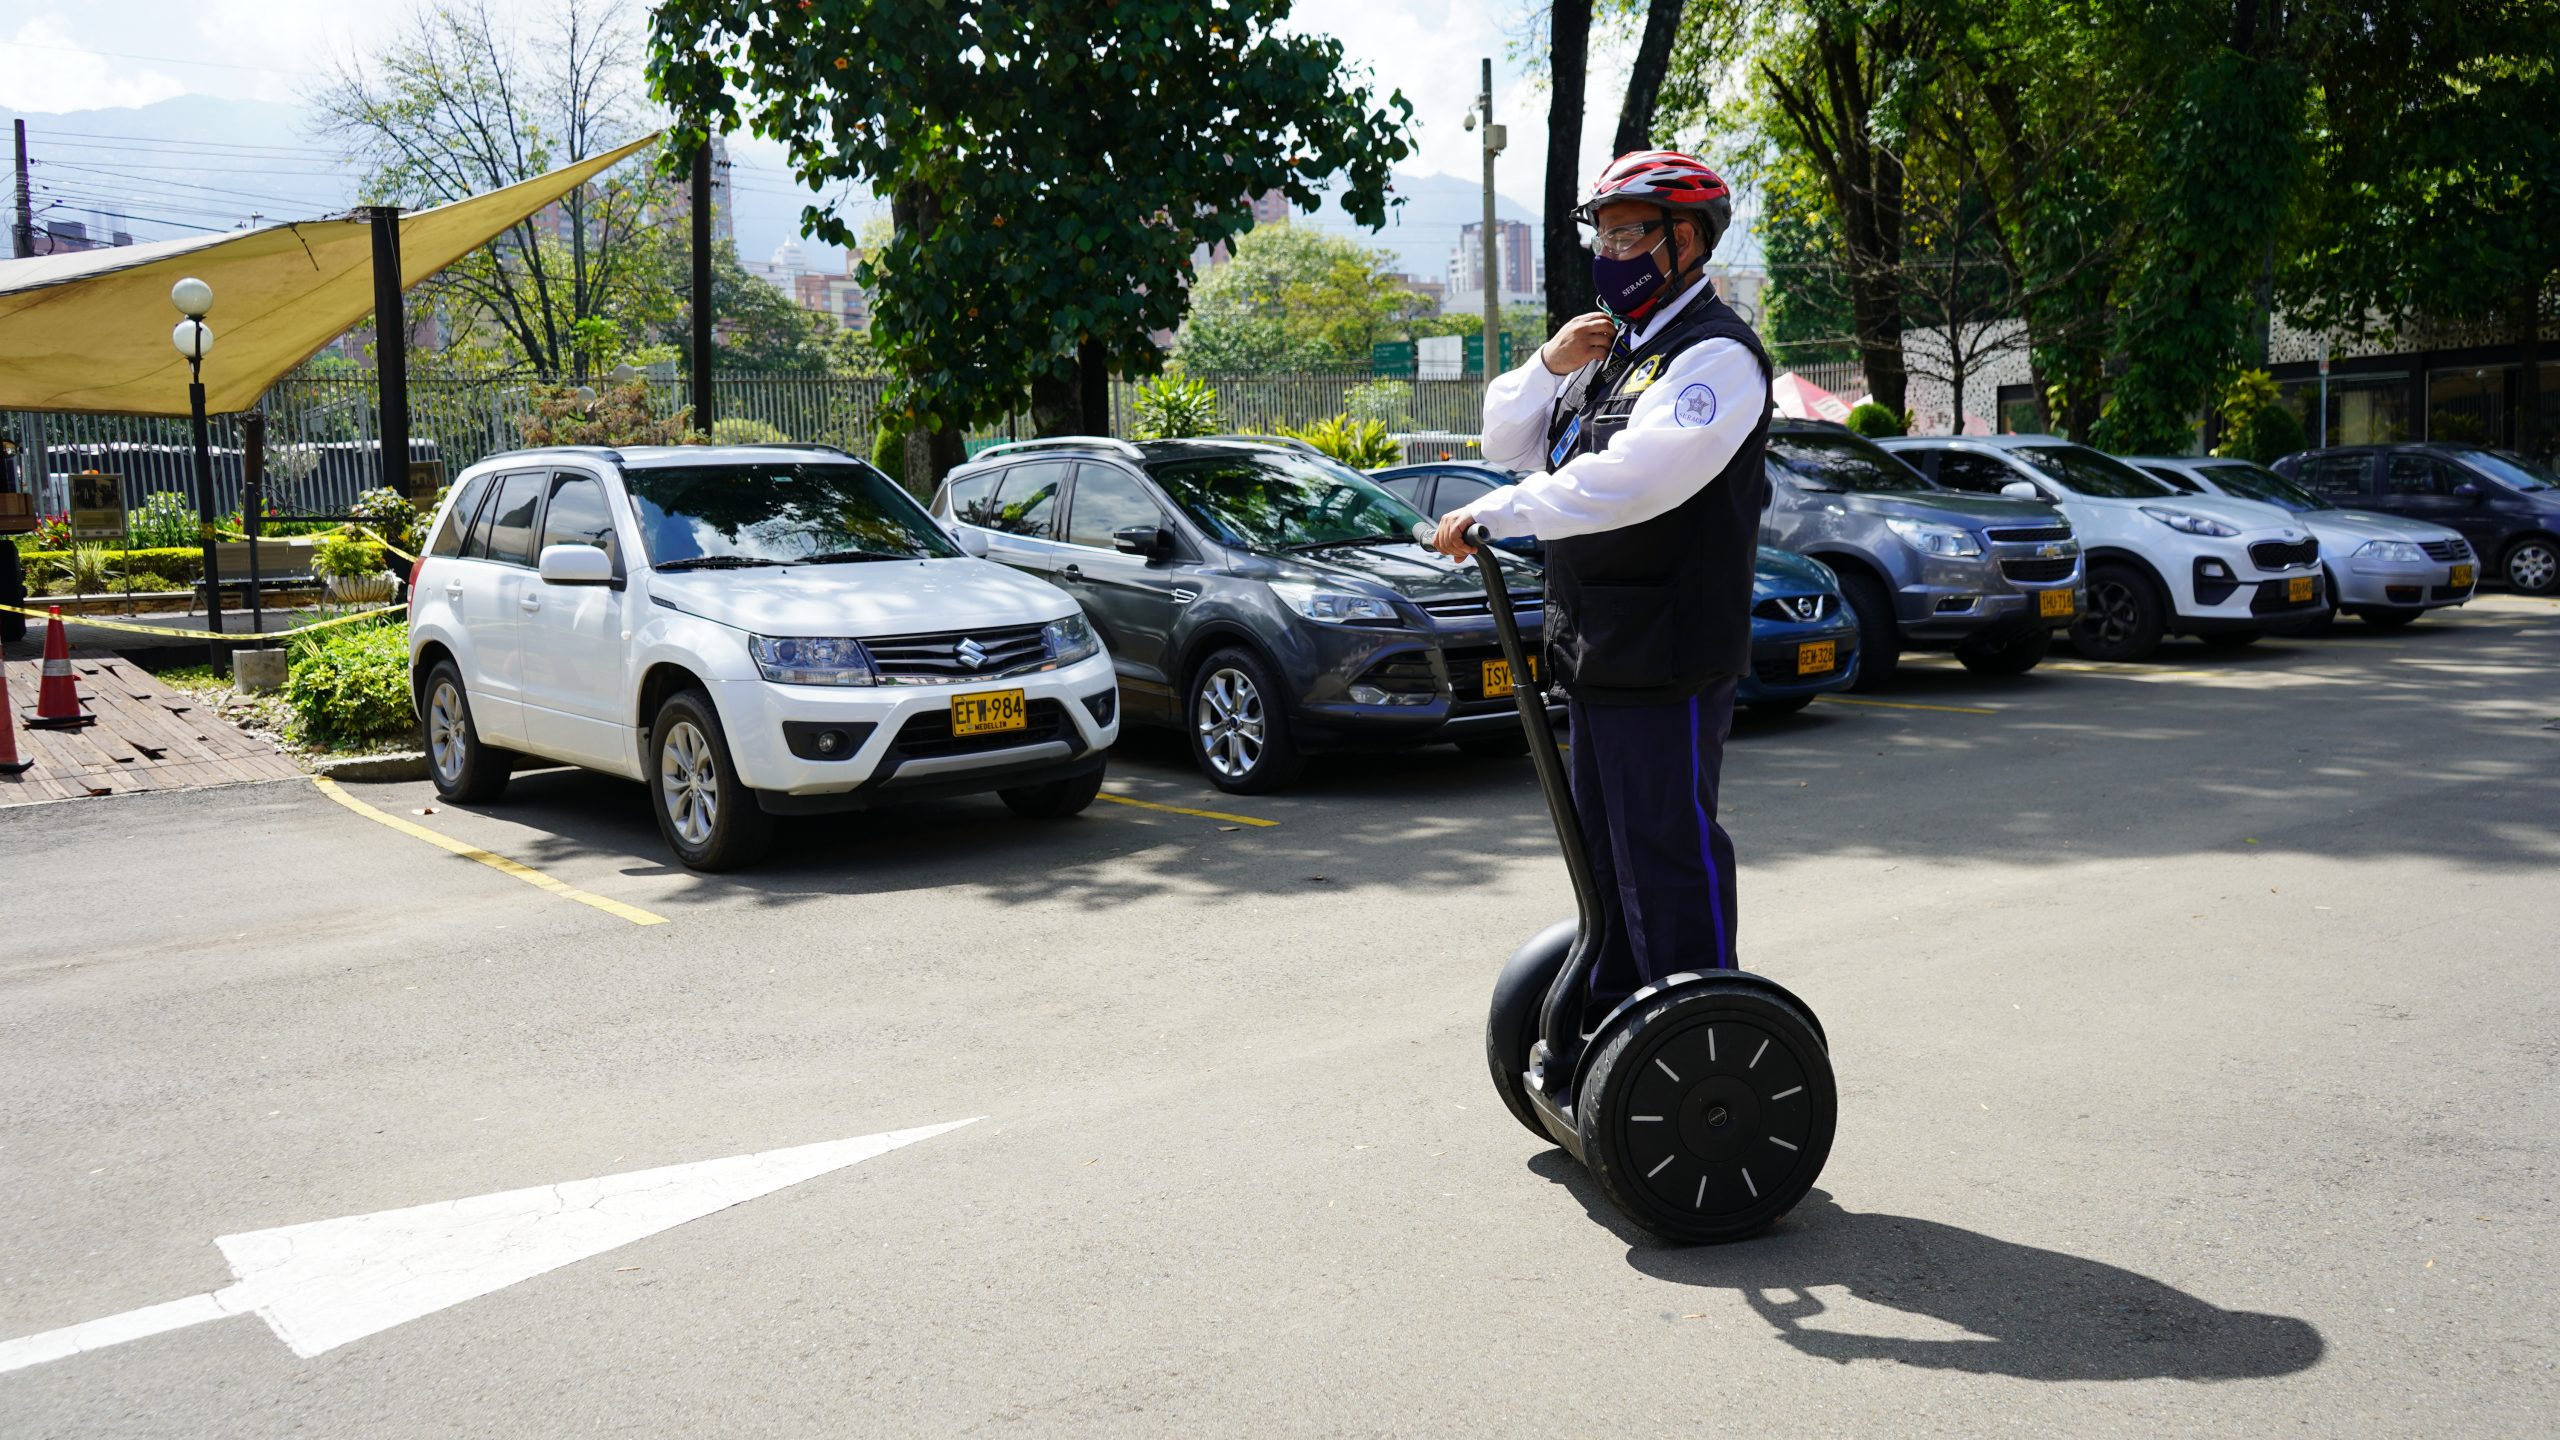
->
xmin=0 ymin=0 xmax=395 ymax=110
xmin=0 ymin=16 xmax=189 ymax=112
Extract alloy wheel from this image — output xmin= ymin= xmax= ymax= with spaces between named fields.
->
xmin=2086 ymin=577 xmax=2139 ymax=647
xmin=1195 ymin=667 xmax=1266 ymax=781
xmin=427 ymin=681 xmax=467 ymax=786
xmin=660 ymin=719 xmax=718 ymax=847
xmin=2508 ymin=540 xmax=2557 ymax=593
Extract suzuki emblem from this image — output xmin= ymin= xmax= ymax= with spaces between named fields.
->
xmin=956 ymin=637 xmax=988 ymax=668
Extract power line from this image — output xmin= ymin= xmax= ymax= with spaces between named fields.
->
xmin=0 ymin=37 xmax=328 ymax=80
xmin=23 ymin=129 xmax=345 ymax=159
xmin=36 ymin=159 xmax=345 ymax=212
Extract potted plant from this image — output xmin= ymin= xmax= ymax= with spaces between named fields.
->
xmin=313 ymin=528 xmax=394 ymax=605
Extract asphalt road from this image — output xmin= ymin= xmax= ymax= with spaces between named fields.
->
xmin=4 ymin=597 xmax=2555 ymax=1437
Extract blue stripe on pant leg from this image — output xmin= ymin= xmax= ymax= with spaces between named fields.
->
xmin=1689 ymin=694 xmax=1733 ymax=969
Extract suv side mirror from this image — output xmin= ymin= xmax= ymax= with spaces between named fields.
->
xmin=1113 ymin=525 xmax=1173 ymax=558
xmin=951 ymin=526 xmax=990 ymax=558
xmin=2000 ymin=480 xmax=2045 ymax=502
xmin=537 ymin=543 xmax=613 ymax=585
xmin=2454 ymin=481 xmax=2483 ymax=500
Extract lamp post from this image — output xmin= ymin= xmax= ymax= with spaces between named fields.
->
xmin=170 ymin=276 xmax=222 ymax=667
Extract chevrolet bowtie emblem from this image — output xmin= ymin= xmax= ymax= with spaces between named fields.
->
xmin=956 ymin=638 xmax=988 ymax=668
xmin=2040 ymin=542 xmax=2063 ymax=558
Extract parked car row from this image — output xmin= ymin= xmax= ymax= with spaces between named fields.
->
xmin=398 ymin=425 xmax=2543 ymax=871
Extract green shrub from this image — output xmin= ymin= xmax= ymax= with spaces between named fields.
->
xmin=871 ymin=421 xmax=907 ymax=475
xmin=1845 ymin=402 xmax=1905 ymax=439
xmin=1341 ymin=379 xmax=1414 ymax=430
xmin=129 ymin=490 xmax=198 ymax=548
xmin=1279 ymin=413 xmax=1402 ymax=469
xmin=1132 ymin=374 xmax=1221 ymax=440
xmin=348 ymin=487 xmax=421 ymax=552
xmin=13 ymin=547 xmax=205 ymax=583
xmin=2212 ymin=370 xmax=2309 ymax=465
xmin=711 ymin=417 xmax=791 ymax=446
xmin=312 ymin=529 xmax=387 ymax=581
xmin=282 ymin=618 xmax=415 ymax=750
xmin=52 ymin=545 xmax=115 ymax=595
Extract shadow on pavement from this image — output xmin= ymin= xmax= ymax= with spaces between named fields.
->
xmin=1529 ymin=1155 xmax=2325 ymax=1383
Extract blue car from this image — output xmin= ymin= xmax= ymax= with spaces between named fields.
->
xmin=1740 ymin=546 xmax=1862 ymax=715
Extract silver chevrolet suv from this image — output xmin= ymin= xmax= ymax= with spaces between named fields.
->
xmin=1761 ymin=421 xmax=2084 ymax=684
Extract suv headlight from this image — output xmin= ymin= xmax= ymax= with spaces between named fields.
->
xmin=1270 ymin=580 xmax=1403 ymax=625
xmin=749 ymin=634 xmax=877 ymax=686
xmin=2139 ymin=506 xmax=2240 ymax=538
xmin=2353 ymin=539 xmax=2426 ymax=564
xmin=1884 ymin=517 xmax=1982 ymax=558
xmin=1041 ymin=612 xmax=1099 ymax=663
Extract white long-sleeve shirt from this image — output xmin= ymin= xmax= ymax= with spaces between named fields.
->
xmin=1466 ymin=278 xmax=1768 ymax=542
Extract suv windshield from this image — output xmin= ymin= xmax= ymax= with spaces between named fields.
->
xmin=2199 ymin=461 xmax=2329 ymax=512
xmin=2013 ymin=445 xmax=2176 ymax=499
xmin=2442 ymin=448 xmax=2558 ymax=493
xmin=625 ymin=462 xmax=959 ymax=566
xmin=1767 ymin=430 xmax=1937 ymax=493
xmin=1146 ymin=451 xmax=1429 ymax=551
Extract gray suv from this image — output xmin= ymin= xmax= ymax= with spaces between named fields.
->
xmin=930 ymin=437 xmax=1553 ymax=793
xmin=1761 ymin=421 xmax=2084 ymax=682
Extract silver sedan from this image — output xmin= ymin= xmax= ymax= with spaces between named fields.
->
xmin=2131 ymin=455 xmax=2476 ymax=629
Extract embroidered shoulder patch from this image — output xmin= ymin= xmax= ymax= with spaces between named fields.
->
xmin=1675 ymin=383 xmax=1718 ymax=428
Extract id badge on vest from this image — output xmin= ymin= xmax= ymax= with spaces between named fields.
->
xmin=1548 ymin=414 xmax=1583 ymax=469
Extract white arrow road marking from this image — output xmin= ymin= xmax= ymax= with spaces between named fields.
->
xmin=0 ymin=1119 xmax=977 ymax=1375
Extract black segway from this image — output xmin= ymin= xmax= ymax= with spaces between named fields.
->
xmin=1442 ymin=520 xmax=1836 ymax=1244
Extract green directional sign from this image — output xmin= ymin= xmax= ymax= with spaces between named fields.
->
xmin=1462 ymin=334 xmax=1516 ymax=375
xmin=1370 ymin=341 xmax=1415 ymax=377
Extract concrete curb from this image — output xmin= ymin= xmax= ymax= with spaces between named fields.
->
xmin=312 ymin=751 xmax=428 ymax=783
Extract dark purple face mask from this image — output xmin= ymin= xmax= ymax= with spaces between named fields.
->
xmin=1593 ymin=239 xmax=1671 ymax=320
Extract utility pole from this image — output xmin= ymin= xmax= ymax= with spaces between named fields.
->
xmin=690 ymin=140 xmax=716 ymax=431
xmin=12 ymin=119 xmax=34 ymax=258
xmin=1475 ymin=59 xmax=1505 ymax=377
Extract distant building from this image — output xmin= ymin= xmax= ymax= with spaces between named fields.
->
xmin=31 ymin=219 xmax=133 ymax=254
xmin=794 ymin=250 xmax=872 ymax=330
xmin=1448 ymin=219 xmax=1541 ymax=306
xmin=1709 ymin=264 xmax=1768 ymax=325
xmin=744 ymin=238 xmax=813 ymax=295
xmin=1397 ymin=275 xmax=1447 ymax=316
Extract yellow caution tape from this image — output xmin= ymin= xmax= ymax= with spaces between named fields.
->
xmin=211 ymin=528 xmax=421 ymax=563
xmin=0 ymin=599 xmax=401 ymax=641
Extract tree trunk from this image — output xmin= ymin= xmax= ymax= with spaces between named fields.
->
xmin=2518 ymin=275 xmax=2547 ymax=460
xmin=1545 ymin=0 xmax=1596 ymax=330
xmin=902 ymin=427 xmax=963 ymax=500
xmin=1078 ymin=337 xmax=1111 ymax=435
xmin=1030 ymin=364 xmax=1079 ymax=437
xmin=1611 ymin=0 xmax=1685 ymax=156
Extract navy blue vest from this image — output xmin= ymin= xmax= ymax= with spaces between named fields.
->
xmin=1539 ymin=292 xmax=1772 ymax=704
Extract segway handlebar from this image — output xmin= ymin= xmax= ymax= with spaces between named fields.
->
xmin=1413 ymin=520 xmax=1607 ymax=1028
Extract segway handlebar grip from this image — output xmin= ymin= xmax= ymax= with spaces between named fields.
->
xmin=1407 ymin=519 xmax=1499 ymax=549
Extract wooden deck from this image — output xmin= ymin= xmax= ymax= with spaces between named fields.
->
xmin=1 ymin=645 xmax=302 ymax=806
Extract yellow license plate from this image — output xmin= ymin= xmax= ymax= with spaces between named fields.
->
xmin=950 ymin=688 xmax=1027 ymax=736
xmin=2288 ymin=576 xmax=2315 ymax=602
xmin=1797 ymin=640 xmax=1836 ymax=676
xmin=2038 ymin=588 xmax=2076 ymax=618
xmin=2451 ymin=564 xmax=2474 ymax=588
xmin=1482 ymin=656 xmax=1537 ymax=698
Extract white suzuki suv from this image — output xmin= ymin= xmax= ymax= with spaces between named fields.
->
xmin=406 ymin=444 xmax=1119 ymax=870
xmin=1878 ymin=435 xmax=2324 ymax=661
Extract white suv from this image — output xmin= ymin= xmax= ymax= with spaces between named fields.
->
xmin=406 ymin=444 xmax=1120 ymax=870
xmin=1878 ymin=435 xmax=2324 ymax=661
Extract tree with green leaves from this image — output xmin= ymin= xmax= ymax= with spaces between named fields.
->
xmin=1175 ymin=227 xmax=1424 ymax=371
xmin=648 ymin=1 xmax=1412 ymax=488
xmin=316 ymin=0 xmax=672 ymax=379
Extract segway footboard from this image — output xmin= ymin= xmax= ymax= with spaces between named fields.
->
xmin=1573 ymin=971 xmax=1836 ymax=1244
xmin=1487 ymin=917 xmax=1577 ymax=1144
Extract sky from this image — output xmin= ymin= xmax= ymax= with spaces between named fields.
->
xmin=0 ymin=0 xmax=1669 ymax=275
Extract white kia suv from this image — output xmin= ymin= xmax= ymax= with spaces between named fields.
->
xmin=1878 ymin=434 xmax=2324 ymax=661
xmin=406 ymin=444 xmax=1120 ymax=870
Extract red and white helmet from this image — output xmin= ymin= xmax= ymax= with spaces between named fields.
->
xmin=1575 ymin=150 xmax=1733 ymax=252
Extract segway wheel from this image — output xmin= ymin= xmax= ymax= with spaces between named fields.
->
xmin=1576 ymin=977 xmax=1835 ymax=1244
xmin=1486 ymin=918 xmax=1576 ymax=1144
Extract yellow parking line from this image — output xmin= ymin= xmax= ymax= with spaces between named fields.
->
xmin=311 ymin=777 xmax=668 ymax=926
xmin=1095 ymin=792 xmax=1279 ymax=827
xmin=1815 ymin=695 xmax=1998 ymax=716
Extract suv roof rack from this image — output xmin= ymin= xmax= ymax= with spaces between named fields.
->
xmin=749 ymin=442 xmax=856 ymax=457
xmin=475 ymin=444 xmax=627 ymax=467
xmin=970 ymin=436 xmax=1145 ymax=462
xmin=1198 ymin=434 xmax=1321 ymax=455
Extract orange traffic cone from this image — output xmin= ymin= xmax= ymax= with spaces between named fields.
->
xmin=24 ymin=607 xmax=95 ymax=731
xmin=0 ymin=650 xmax=31 ymax=775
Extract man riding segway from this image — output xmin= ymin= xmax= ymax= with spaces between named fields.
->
xmin=1432 ymin=149 xmax=1773 ymax=1023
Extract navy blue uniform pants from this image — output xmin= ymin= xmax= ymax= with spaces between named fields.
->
xmin=1567 ymin=677 xmax=1741 ymax=1015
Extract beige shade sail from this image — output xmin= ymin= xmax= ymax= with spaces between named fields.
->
xmin=0 ymin=133 xmax=661 ymax=418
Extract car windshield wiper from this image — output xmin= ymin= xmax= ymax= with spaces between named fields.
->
xmin=654 ymin=555 xmax=790 ymax=571
xmin=799 ymin=549 xmax=914 ymax=564
xmin=1281 ymin=534 xmax=1409 ymax=552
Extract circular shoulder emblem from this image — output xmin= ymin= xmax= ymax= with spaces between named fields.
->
xmin=1675 ymin=383 xmax=1718 ymax=428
